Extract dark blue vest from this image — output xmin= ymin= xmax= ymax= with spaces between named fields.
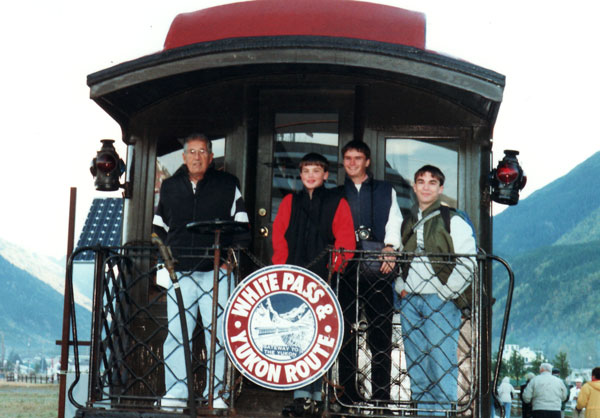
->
xmin=341 ymin=176 xmax=392 ymax=243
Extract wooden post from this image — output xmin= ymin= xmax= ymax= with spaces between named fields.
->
xmin=58 ymin=188 xmax=77 ymax=418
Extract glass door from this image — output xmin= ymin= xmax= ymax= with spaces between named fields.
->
xmin=253 ymin=90 xmax=354 ymax=264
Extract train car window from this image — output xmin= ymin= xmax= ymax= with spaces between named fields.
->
xmin=157 ymin=137 xmax=225 ymax=176
xmin=154 ymin=137 xmax=225 ymax=209
xmin=270 ymin=113 xmax=339 ymax=221
xmin=384 ymin=138 xmax=458 ymax=214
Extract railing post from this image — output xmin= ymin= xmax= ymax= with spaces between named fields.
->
xmin=58 ymin=187 xmax=77 ymax=418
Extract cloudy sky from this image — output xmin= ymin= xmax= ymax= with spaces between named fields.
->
xmin=1 ymin=0 xmax=598 ymax=258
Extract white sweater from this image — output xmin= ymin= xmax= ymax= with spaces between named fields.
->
xmin=522 ymin=372 xmax=568 ymax=411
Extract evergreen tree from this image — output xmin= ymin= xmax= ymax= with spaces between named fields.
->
xmin=7 ymin=350 xmax=21 ymax=368
xmin=39 ymin=356 xmax=48 ymax=373
xmin=553 ymin=351 xmax=571 ymax=379
xmin=508 ymin=350 xmax=526 ymax=385
xmin=492 ymin=351 xmax=508 ymax=379
xmin=528 ymin=352 xmax=546 ymax=374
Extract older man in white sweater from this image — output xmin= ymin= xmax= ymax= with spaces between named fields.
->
xmin=522 ymin=363 xmax=569 ymax=418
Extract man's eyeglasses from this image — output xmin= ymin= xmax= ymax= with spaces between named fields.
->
xmin=186 ymin=148 xmax=210 ymax=156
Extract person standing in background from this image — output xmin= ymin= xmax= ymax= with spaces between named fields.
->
xmin=521 ymin=372 xmax=535 ymax=418
xmin=576 ymin=367 xmax=600 ymax=418
xmin=552 ymin=368 xmax=569 ymax=418
xmin=498 ymin=376 xmax=516 ymax=417
xmin=522 ymin=363 xmax=568 ymax=418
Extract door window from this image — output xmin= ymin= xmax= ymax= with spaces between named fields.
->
xmin=270 ymin=113 xmax=339 ymax=221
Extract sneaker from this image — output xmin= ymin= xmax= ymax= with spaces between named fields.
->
xmin=313 ymin=400 xmax=325 ymax=417
xmin=351 ymin=402 xmax=374 ymax=415
xmin=282 ymin=397 xmax=313 ymax=417
xmin=160 ymin=397 xmax=187 ymax=412
xmin=386 ymin=403 xmax=401 ymax=416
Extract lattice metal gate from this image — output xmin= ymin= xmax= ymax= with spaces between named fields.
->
xmin=65 ymin=246 xmax=511 ymax=417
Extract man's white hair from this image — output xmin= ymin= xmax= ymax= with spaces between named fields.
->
xmin=182 ymin=133 xmax=212 ymax=153
xmin=540 ymin=362 xmax=553 ymax=373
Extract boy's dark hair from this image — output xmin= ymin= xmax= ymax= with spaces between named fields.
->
xmin=341 ymin=140 xmax=371 ymax=160
xmin=414 ymin=164 xmax=445 ymax=186
xmin=299 ymin=152 xmax=329 ymax=172
xmin=593 ymin=367 xmax=600 ymax=380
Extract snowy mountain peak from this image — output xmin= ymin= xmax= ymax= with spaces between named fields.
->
xmin=0 ymin=237 xmax=91 ymax=310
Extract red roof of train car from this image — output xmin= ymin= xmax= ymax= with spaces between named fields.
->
xmin=164 ymin=0 xmax=426 ymax=51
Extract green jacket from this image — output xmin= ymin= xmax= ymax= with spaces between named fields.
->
xmin=401 ymin=199 xmax=455 ymax=286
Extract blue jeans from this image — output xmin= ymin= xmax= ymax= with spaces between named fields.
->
xmin=503 ymin=401 xmax=512 ymax=417
xmin=294 ymin=379 xmax=322 ymax=401
xmin=163 ymin=269 xmax=229 ymax=400
xmin=399 ymin=293 xmax=460 ymax=412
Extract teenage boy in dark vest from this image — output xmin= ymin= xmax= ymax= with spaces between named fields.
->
xmin=272 ymin=152 xmax=355 ymax=417
xmin=337 ymin=140 xmax=403 ymax=405
xmin=397 ymin=165 xmax=476 ymax=413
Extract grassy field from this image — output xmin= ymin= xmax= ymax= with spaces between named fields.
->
xmin=0 ymin=382 xmax=58 ymax=418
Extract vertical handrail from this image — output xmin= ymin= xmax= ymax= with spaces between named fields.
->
xmin=488 ymin=254 xmax=515 ymax=417
xmin=151 ymin=234 xmax=197 ymax=417
xmin=61 ymin=246 xmax=107 ymax=411
xmin=208 ymin=228 xmax=222 ymax=409
xmin=88 ymin=250 xmax=107 ymax=402
xmin=66 ymin=251 xmax=84 ymax=409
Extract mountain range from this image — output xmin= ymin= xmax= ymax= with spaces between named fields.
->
xmin=0 ymin=239 xmax=91 ymax=310
xmin=0 ymin=239 xmax=91 ymax=356
xmin=493 ymin=151 xmax=600 ymax=367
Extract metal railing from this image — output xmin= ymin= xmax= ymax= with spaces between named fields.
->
xmin=66 ymin=244 xmax=242 ymax=414
xmin=0 ymin=373 xmax=57 ymax=384
xmin=63 ymin=245 xmax=512 ymax=417
xmin=325 ymin=248 xmax=481 ymax=417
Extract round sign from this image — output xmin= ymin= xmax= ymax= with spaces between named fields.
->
xmin=223 ymin=264 xmax=343 ymax=390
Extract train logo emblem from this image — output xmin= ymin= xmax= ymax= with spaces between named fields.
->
xmin=223 ymin=265 xmax=343 ymax=390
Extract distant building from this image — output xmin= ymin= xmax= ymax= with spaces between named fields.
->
xmin=503 ymin=344 xmax=545 ymax=364
xmin=518 ymin=346 xmax=541 ymax=364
